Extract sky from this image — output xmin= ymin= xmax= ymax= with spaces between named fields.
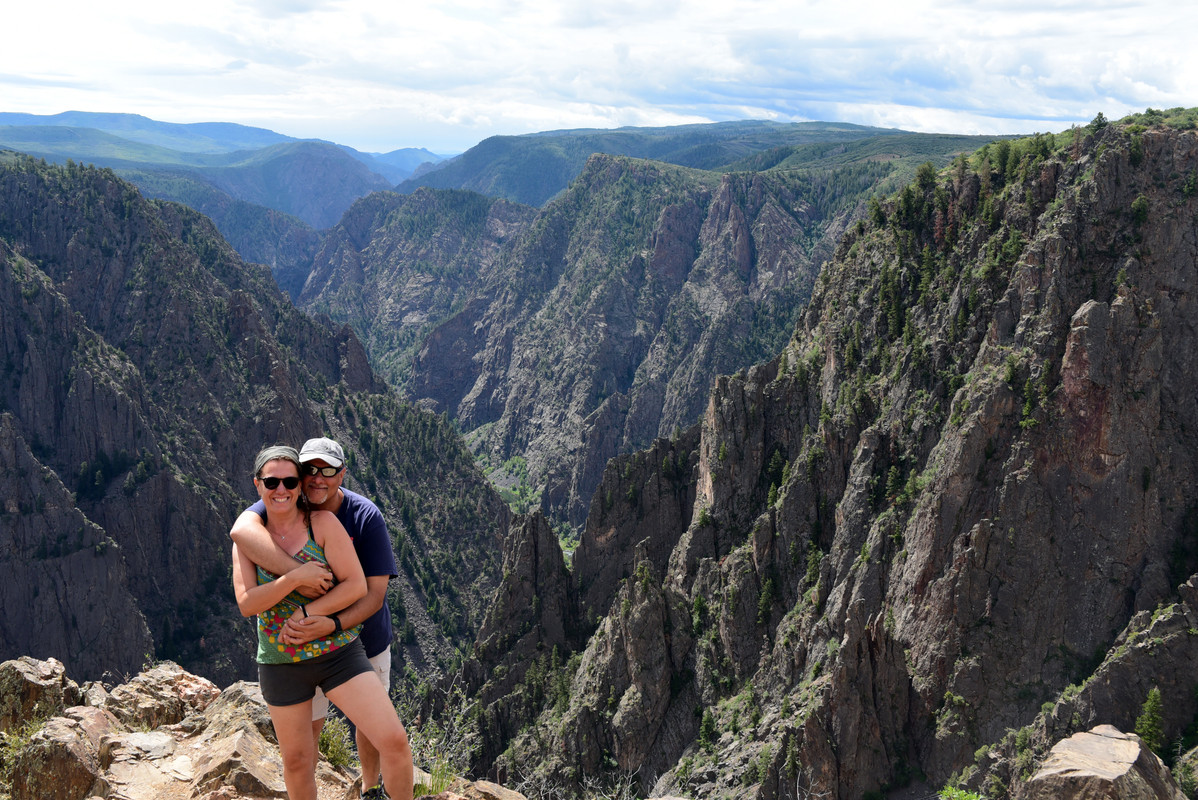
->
xmin=3 ymin=0 xmax=1195 ymax=155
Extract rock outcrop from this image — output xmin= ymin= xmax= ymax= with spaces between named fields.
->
xmin=456 ymin=511 xmax=581 ymax=769
xmin=1025 ymin=726 xmax=1185 ymax=800
xmin=0 ymin=656 xmax=268 ymax=800
xmin=1 ymin=656 xmax=533 ymax=800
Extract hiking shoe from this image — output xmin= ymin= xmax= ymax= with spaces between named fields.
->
xmin=362 ymin=784 xmax=390 ymax=800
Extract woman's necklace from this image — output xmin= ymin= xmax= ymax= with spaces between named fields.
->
xmin=270 ymin=520 xmax=306 ymax=553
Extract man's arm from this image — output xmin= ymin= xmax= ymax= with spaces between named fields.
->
xmin=280 ymin=575 xmax=389 ymax=644
xmin=232 ymin=544 xmax=336 ymax=617
xmin=229 ymin=509 xmax=332 ymax=597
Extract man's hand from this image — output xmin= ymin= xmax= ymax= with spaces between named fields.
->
xmin=289 ymin=561 xmax=334 ymax=599
xmin=280 ymin=609 xmax=336 ymax=645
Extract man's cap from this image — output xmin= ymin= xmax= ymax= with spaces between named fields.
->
xmin=298 ymin=437 xmax=345 ymax=468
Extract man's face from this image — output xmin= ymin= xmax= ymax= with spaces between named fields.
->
xmin=301 ymin=458 xmax=344 ymax=509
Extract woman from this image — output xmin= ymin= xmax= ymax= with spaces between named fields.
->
xmin=232 ymin=445 xmax=413 ymax=800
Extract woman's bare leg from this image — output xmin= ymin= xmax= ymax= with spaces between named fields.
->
xmin=326 ymin=672 xmax=413 ymax=800
xmin=268 ymin=700 xmax=319 ymax=800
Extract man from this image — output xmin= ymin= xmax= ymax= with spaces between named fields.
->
xmin=231 ymin=437 xmax=399 ymax=800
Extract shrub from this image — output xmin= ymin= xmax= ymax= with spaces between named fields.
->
xmin=318 ymin=715 xmax=358 ymax=770
xmin=699 ymin=710 xmax=717 ymax=750
xmin=939 ymin=788 xmax=982 ymax=800
xmin=1131 ymin=194 xmax=1149 ymax=225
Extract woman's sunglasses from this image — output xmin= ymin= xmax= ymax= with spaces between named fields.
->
xmin=303 ymin=465 xmax=342 ymax=477
xmin=258 ymin=476 xmax=301 ymax=490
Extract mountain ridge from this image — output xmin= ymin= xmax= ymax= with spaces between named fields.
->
xmin=399 ymin=121 xmax=1001 ymax=207
xmin=448 ymin=114 xmax=1198 ymax=799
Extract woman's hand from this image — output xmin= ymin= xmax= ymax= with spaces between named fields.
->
xmin=279 ymin=608 xmax=336 ymax=645
xmin=288 ymin=560 xmax=334 ymax=598
xmin=302 ymin=511 xmax=366 ymax=616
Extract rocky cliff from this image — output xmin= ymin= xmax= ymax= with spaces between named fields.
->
xmin=460 ymin=116 xmax=1198 ymax=798
xmin=410 ymin=155 xmax=861 ymax=527
xmin=0 ymin=153 xmax=508 ymax=684
xmin=299 ymin=187 xmax=537 ymax=389
xmin=302 ymin=135 xmax=993 ymax=532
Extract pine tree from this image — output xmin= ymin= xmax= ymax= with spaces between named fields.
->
xmin=1135 ymin=686 xmax=1164 ymax=754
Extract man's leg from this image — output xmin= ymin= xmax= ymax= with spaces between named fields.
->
xmin=311 ymin=685 xmax=330 ymax=771
xmin=326 ymin=671 xmax=412 ymax=800
xmin=358 ymin=648 xmax=392 ymax=793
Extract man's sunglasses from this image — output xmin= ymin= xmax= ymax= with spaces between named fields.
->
xmin=258 ymin=476 xmax=301 ymax=490
xmin=303 ymin=465 xmax=342 ymax=477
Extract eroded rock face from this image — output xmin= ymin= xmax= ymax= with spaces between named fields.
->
xmin=457 ymin=511 xmax=581 ymax=770
xmin=393 ymin=158 xmax=836 ymax=528
xmin=1025 ymin=725 xmax=1185 ymax=800
xmin=472 ymin=122 xmax=1198 ymax=798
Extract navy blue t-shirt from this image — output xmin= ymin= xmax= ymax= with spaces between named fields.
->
xmin=250 ymin=488 xmax=398 ymax=658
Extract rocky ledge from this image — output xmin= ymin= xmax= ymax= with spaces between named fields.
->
xmin=0 ymin=656 xmax=525 ymax=800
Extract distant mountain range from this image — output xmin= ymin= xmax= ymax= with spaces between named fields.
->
xmin=0 ymin=111 xmax=445 ymax=177
xmin=0 ymin=112 xmax=450 ymax=292
xmin=0 ymin=112 xmax=446 ymax=229
xmin=399 ymin=120 xmax=997 ymax=206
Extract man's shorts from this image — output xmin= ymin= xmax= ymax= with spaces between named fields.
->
xmin=258 ymin=638 xmax=374 ymax=707
xmin=312 ymin=645 xmax=391 ymax=721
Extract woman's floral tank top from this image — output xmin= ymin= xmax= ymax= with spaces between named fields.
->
xmin=255 ymin=535 xmax=362 ymax=664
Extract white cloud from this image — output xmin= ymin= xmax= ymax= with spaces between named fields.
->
xmin=1 ymin=0 xmax=1195 ymax=153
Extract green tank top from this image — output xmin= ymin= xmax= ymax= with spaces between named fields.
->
xmin=255 ymin=535 xmax=362 ymax=664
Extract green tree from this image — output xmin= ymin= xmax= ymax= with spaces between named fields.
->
xmin=916 ymin=160 xmax=937 ymax=192
xmin=699 ymin=710 xmax=717 ymax=750
xmin=994 ymin=139 xmax=1012 ymax=180
xmin=1131 ymin=194 xmax=1149 ymax=226
xmin=1135 ymin=686 xmax=1164 ymax=754
xmin=869 ymin=196 xmax=886 ymax=226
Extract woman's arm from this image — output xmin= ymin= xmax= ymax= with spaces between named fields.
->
xmin=229 ymin=509 xmax=332 ymax=597
xmin=231 ymin=543 xmax=334 ymax=617
xmin=300 ymin=510 xmax=366 ymax=617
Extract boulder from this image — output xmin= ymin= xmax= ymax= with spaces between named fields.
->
xmin=447 ymin=776 xmax=529 ymax=800
xmin=10 ymin=713 xmax=104 ymax=800
xmin=0 ymin=656 xmax=82 ymax=732
xmin=1025 ymin=725 xmax=1186 ymax=800
xmin=102 ymin=660 xmax=220 ymax=729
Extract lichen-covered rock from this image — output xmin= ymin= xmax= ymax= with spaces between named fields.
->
xmin=9 ymin=712 xmax=104 ymax=800
xmin=103 ymin=660 xmax=219 ymax=730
